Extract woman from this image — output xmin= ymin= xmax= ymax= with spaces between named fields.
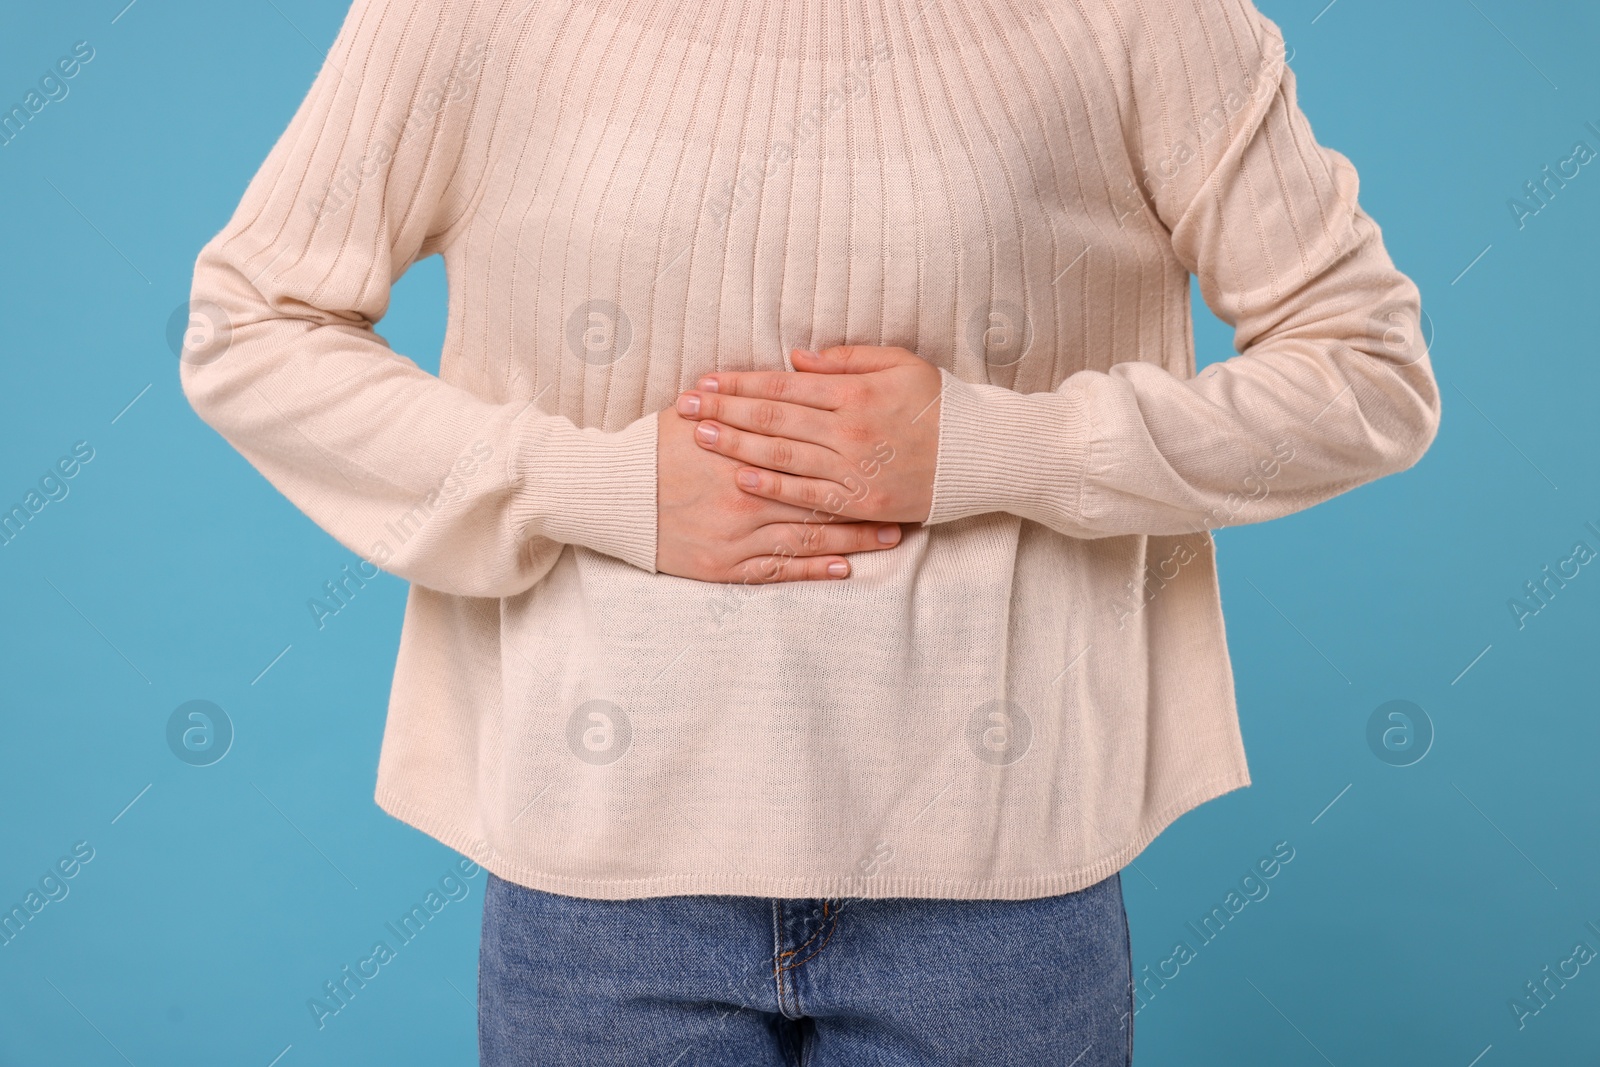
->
xmin=180 ymin=0 xmax=1440 ymax=1062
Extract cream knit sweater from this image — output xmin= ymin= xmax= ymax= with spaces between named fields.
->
xmin=181 ymin=0 xmax=1440 ymax=899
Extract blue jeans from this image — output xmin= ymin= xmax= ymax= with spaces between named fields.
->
xmin=478 ymin=870 xmax=1133 ymax=1065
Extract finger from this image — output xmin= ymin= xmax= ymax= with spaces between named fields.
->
xmin=692 ymin=367 xmax=846 ymax=409
xmin=754 ymin=519 xmax=902 ymax=559
xmin=731 ymin=552 xmax=853 ymax=583
xmin=734 ymin=465 xmax=868 ymax=519
xmin=690 ymin=420 xmax=845 ymax=480
xmin=793 ymin=345 xmax=918 ymax=374
xmin=676 ymin=390 xmax=837 ymax=447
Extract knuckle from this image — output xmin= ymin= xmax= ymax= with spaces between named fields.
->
xmin=816 ymin=526 xmax=849 ymax=553
xmin=760 ymin=529 xmax=793 ymax=558
xmin=770 ymin=439 xmax=795 ymax=469
xmin=840 ymin=421 xmax=873 ymax=446
xmin=754 ymin=401 xmax=782 ymax=432
xmin=836 ymin=521 xmax=864 ymax=546
xmin=720 ymin=486 xmax=755 ymax=515
xmin=739 ymin=557 xmax=774 ymax=584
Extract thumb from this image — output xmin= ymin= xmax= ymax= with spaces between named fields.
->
xmin=791 ymin=345 xmax=916 ymax=374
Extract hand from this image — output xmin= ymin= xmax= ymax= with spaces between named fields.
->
xmin=655 ymin=408 xmax=904 ymax=583
xmin=673 ymin=346 xmax=942 ymax=523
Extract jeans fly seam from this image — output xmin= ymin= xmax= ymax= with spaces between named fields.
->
xmin=772 ymin=898 xmax=798 ymax=1018
xmin=780 ymin=907 xmax=839 ymax=972
xmin=778 ymin=906 xmax=830 ymax=964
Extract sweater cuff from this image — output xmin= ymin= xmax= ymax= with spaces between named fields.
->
xmin=925 ymin=368 xmax=1091 ymax=529
xmin=509 ymin=409 xmax=659 ymax=573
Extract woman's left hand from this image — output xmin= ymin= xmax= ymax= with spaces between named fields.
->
xmin=674 ymin=346 xmax=942 ymax=523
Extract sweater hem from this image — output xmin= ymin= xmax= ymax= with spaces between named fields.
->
xmin=373 ymin=770 xmax=1251 ymax=901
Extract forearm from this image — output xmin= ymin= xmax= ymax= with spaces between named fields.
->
xmin=926 ymin=249 xmax=1439 ymax=539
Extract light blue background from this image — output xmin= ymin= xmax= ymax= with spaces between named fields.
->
xmin=2 ymin=1 xmax=1596 ymax=1064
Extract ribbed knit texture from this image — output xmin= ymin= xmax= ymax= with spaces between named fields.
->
xmin=181 ymin=0 xmax=1441 ymax=899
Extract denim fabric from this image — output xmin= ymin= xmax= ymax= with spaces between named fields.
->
xmin=479 ymin=870 xmax=1133 ymax=1065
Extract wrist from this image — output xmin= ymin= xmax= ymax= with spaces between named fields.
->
xmin=509 ymin=407 xmax=659 ymax=572
xmin=925 ymin=368 xmax=1091 ymax=529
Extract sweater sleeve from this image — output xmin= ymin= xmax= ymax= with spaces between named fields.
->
xmin=923 ymin=0 xmax=1440 ymax=538
xmin=178 ymin=0 xmax=659 ymax=598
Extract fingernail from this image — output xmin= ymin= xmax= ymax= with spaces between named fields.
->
xmin=695 ymin=421 xmax=718 ymax=443
xmin=876 ymin=525 xmax=900 ymax=544
xmin=677 ymin=393 xmax=701 ymax=415
xmin=697 ymin=377 xmax=719 ymax=392
xmin=827 ymin=560 xmax=848 ymax=577
xmin=737 ymin=469 xmax=760 ymax=487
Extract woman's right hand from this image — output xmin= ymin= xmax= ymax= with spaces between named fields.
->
xmin=656 ymin=408 xmax=903 ymax=582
